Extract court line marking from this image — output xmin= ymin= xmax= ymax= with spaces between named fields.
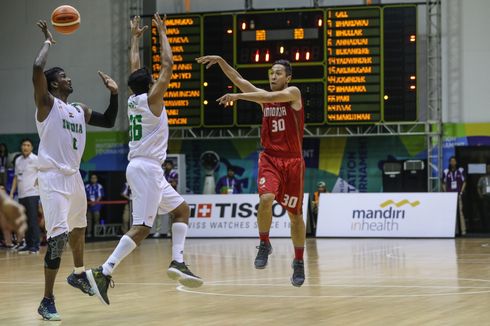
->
xmin=175 ymin=285 xmax=490 ymax=299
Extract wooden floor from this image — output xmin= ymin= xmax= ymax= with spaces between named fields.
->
xmin=2 ymin=237 xmax=490 ymax=325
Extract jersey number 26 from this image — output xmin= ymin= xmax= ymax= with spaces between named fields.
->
xmin=129 ymin=114 xmax=142 ymax=141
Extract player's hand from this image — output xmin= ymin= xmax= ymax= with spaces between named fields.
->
xmin=130 ymin=16 xmax=148 ymax=38
xmin=217 ymin=93 xmax=238 ymax=107
xmin=98 ymin=71 xmax=118 ymax=95
xmin=0 ymin=195 xmax=27 ymax=234
xmin=153 ymin=12 xmax=167 ymax=35
xmin=196 ymin=55 xmax=222 ymax=69
xmin=36 ymin=20 xmax=56 ymax=44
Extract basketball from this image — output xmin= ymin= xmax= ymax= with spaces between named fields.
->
xmin=50 ymin=5 xmax=80 ymax=35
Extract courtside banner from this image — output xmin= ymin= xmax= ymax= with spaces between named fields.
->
xmin=316 ymin=193 xmax=457 ymax=238
xmin=183 ymin=194 xmax=309 ymax=237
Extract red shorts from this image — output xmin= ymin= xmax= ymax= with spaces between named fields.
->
xmin=257 ymin=152 xmax=305 ymax=215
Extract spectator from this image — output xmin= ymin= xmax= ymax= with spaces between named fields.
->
xmin=442 ymin=156 xmax=466 ymax=235
xmin=163 ymin=159 xmax=178 ymax=190
xmin=310 ymin=181 xmax=328 ymax=232
xmin=10 ymin=138 xmax=40 ymax=254
xmin=120 ymin=182 xmax=131 ymax=234
xmin=216 ymin=167 xmax=242 ymax=194
xmin=0 ymin=143 xmax=9 ymax=187
xmin=477 ymin=164 xmax=490 ymax=231
xmin=85 ymin=174 xmax=104 ymax=237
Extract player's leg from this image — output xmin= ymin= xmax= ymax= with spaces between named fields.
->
xmin=255 ymin=153 xmax=280 ymax=269
xmin=288 ymin=211 xmax=305 ymax=287
xmin=86 ymin=159 xmax=160 ymax=305
xmin=255 ymin=193 xmax=275 ymax=269
xmin=37 ymin=171 xmax=70 ymax=321
xmin=66 ymin=172 xmax=95 ymax=296
xmin=284 ymin=157 xmax=306 ymax=287
xmin=160 ymin=183 xmax=203 ymax=287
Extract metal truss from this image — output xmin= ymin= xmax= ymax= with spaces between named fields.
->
xmin=426 ymin=0 xmax=443 ymax=192
xmin=169 ymin=122 xmax=438 ymax=140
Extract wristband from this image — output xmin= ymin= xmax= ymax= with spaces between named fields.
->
xmin=44 ymin=40 xmax=52 ymax=46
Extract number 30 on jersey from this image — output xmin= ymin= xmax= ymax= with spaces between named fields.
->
xmin=271 ymin=118 xmax=285 ymax=132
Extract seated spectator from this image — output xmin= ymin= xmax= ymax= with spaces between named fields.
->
xmin=163 ymin=159 xmax=178 ymax=190
xmin=216 ymin=167 xmax=242 ymax=194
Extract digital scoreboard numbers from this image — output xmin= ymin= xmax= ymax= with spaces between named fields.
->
xmin=326 ymin=8 xmax=382 ymax=123
xmin=235 ymin=10 xmax=325 ymax=126
xmin=149 ymin=7 xmax=417 ymax=128
xmin=152 ymin=16 xmax=202 ymax=126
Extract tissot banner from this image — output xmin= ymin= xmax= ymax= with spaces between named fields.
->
xmin=184 ymin=194 xmax=309 ymax=237
xmin=316 ymin=193 xmax=457 ymax=237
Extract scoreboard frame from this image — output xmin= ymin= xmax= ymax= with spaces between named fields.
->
xmin=147 ymin=4 xmax=418 ymax=128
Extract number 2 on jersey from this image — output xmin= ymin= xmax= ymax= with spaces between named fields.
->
xmin=129 ymin=114 xmax=142 ymax=141
xmin=271 ymin=118 xmax=285 ymax=132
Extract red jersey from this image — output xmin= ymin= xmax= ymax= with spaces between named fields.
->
xmin=261 ymin=101 xmax=304 ymax=157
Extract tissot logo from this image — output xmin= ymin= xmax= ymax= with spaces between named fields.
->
xmin=188 ymin=202 xmax=286 ymax=219
xmin=197 ymin=204 xmax=212 ymax=218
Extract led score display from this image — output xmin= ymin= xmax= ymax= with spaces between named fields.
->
xmin=150 ymin=6 xmax=417 ymax=127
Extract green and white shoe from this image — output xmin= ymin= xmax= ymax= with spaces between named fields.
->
xmin=86 ymin=266 xmax=113 ymax=305
xmin=167 ymin=260 xmax=203 ymax=288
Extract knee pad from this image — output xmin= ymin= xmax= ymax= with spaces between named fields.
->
xmin=44 ymin=232 xmax=68 ymax=269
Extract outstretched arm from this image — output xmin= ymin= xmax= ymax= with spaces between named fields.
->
xmin=217 ymin=87 xmax=301 ymax=109
xmin=148 ymin=13 xmax=172 ymax=117
xmin=196 ymin=55 xmax=263 ymax=93
xmin=80 ymin=71 xmax=119 ymax=128
xmin=33 ymin=21 xmax=56 ymax=122
xmin=0 ymin=188 xmax=27 ymax=233
xmin=130 ymin=16 xmax=148 ymax=73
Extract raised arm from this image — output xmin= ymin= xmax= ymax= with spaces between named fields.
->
xmin=196 ymin=55 xmax=263 ymax=93
xmin=33 ymin=21 xmax=56 ymax=122
xmin=130 ymin=16 xmax=148 ymax=73
xmin=148 ymin=13 xmax=172 ymax=117
xmin=217 ymin=86 xmax=302 ymax=110
xmin=80 ymin=71 xmax=119 ymax=128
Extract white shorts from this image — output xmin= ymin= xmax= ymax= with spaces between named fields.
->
xmin=38 ymin=170 xmax=87 ymax=238
xmin=126 ymin=157 xmax=184 ymax=227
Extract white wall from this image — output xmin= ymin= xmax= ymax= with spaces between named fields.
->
xmin=157 ymin=0 xmax=364 ymax=13
xmin=442 ymin=0 xmax=490 ymax=122
xmin=1 ymin=0 xmax=489 ymax=135
xmin=0 ymin=0 xmax=128 ymax=134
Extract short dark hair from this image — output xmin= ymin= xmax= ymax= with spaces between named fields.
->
xmin=449 ymin=156 xmax=456 ymax=162
xmin=44 ymin=67 xmax=64 ymax=92
xmin=128 ymin=67 xmax=152 ymax=95
xmin=21 ymin=138 xmax=33 ymax=146
xmin=272 ymin=60 xmax=292 ymax=76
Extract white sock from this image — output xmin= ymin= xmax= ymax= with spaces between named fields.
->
xmin=102 ymin=235 xmax=137 ymax=276
xmin=172 ymin=223 xmax=188 ymax=263
xmin=73 ymin=266 xmax=85 ymax=275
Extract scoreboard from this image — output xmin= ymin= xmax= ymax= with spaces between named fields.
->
xmin=150 ymin=5 xmax=417 ymax=127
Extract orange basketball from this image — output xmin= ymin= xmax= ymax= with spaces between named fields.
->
xmin=51 ymin=5 xmax=80 ymax=35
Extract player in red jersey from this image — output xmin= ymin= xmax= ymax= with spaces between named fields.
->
xmin=196 ymin=56 xmax=305 ymax=287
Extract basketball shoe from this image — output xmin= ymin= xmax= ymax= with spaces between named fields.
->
xmin=167 ymin=260 xmax=203 ymax=288
xmin=254 ymin=240 xmax=273 ymax=269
